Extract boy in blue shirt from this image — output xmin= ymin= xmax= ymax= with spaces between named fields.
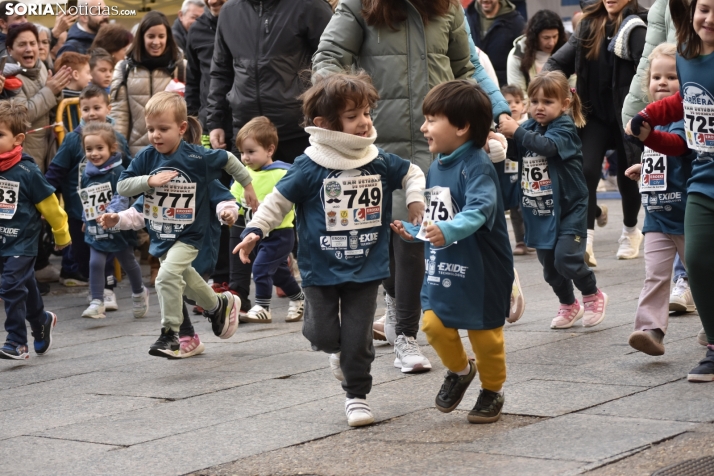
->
xmin=0 ymin=101 xmax=71 ymax=360
xmin=393 ymin=80 xmax=514 ymax=424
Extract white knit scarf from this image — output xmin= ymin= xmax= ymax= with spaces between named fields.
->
xmin=304 ymin=126 xmax=379 ymax=170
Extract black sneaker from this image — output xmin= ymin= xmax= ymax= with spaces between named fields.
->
xmin=203 ymin=291 xmax=239 ymax=339
xmin=468 ymin=389 xmax=505 ymax=424
xmin=688 ymin=348 xmax=714 ymax=382
xmin=435 ymin=360 xmax=476 ymax=413
xmin=32 ymin=312 xmax=57 ymax=355
xmin=148 ymin=328 xmax=180 ymax=359
xmin=0 ymin=341 xmax=29 ymax=360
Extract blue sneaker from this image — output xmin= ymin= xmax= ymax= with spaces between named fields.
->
xmin=0 ymin=341 xmax=29 ymax=360
xmin=32 ymin=312 xmax=57 ymax=355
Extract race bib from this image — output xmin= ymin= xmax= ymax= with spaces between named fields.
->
xmin=640 ymin=147 xmax=667 ymax=192
xmin=684 ymin=102 xmax=714 ymax=152
xmin=417 ymin=187 xmax=453 ymax=241
xmin=144 ymin=182 xmax=196 ymax=224
xmin=504 ymin=158 xmax=519 ymax=174
xmin=521 ymin=156 xmax=552 ymax=197
xmin=79 ymin=182 xmax=112 ymax=220
xmin=324 ymin=174 xmax=382 ymax=230
xmin=0 ymin=179 xmax=19 ymax=220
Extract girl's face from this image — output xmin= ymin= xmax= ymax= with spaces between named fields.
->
xmin=38 ymin=30 xmax=50 ymax=61
xmin=694 ymin=0 xmax=714 ymax=54
xmin=602 ymin=0 xmax=629 ymax=20
xmin=338 ymin=102 xmax=373 ymax=136
xmin=84 ymin=134 xmax=114 ymax=167
xmin=143 ymin=24 xmax=167 ymax=57
xmin=8 ymin=31 xmax=39 ymax=69
xmin=529 ymin=88 xmax=569 ymax=126
xmin=648 ymin=56 xmax=679 ymax=102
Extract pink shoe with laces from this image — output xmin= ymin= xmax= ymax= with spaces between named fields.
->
xmin=178 ymin=334 xmax=205 ymax=358
xmin=550 ymin=300 xmax=584 ymax=329
xmin=583 ymin=289 xmax=608 ymax=327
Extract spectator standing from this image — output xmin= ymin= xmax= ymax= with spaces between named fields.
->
xmin=207 ymin=0 xmax=333 ymax=163
xmin=35 ymin=24 xmax=53 ymax=70
xmin=172 ymin=0 xmax=204 ymax=51
xmin=91 ymin=23 xmax=133 ymax=63
xmin=57 ymin=0 xmax=108 ymax=56
xmin=465 ymin=0 xmax=526 ymax=86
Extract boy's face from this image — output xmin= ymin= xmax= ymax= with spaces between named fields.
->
xmin=146 ymin=111 xmax=187 ymax=155
xmin=339 ymin=102 xmax=373 ymax=137
xmin=72 ymin=63 xmax=93 ymax=90
xmin=504 ymin=93 xmax=526 ymax=121
xmin=0 ymin=123 xmax=23 ymax=154
xmin=80 ymin=96 xmax=111 ymax=123
xmin=91 ymin=60 xmax=114 ymax=89
xmin=420 ymin=114 xmax=469 ymax=155
xmin=240 ymin=136 xmax=274 ymax=171
xmin=84 ymin=134 xmax=114 ymax=167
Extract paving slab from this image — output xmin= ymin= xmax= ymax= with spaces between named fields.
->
xmin=0 ymin=436 xmax=119 ymax=474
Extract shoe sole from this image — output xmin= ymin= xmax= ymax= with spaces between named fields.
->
xmin=148 ymin=347 xmax=181 ymax=359
xmin=285 ymin=315 xmax=303 ymax=322
xmin=583 ymin=293 xmax=608 ymax=327
xmin=219 ymin=293 xmax=240 ymax=339
xmin=551 ymin=306 xmax=584 ymax=329
xmin=243 ymin=316 xmax=272 ymax=323
xmin=669 ymin=302 xmax=696 ymax=313
xmin=348 ymin=416 xmax=375 ymax=427
xmin=179 ymin=342 xmax=205 ymax=358
xmin=507 ymin=270 xmax=525 ymax=324
xmin=82 ymin=312 xmax=106 ymax=319
xmin=394 ymin=357 xmax=432 ymax=373
xmin=628 ymin=332 xmax=664 ymax=356
xmin=687 ymin=374 xmax=714 ymax=382
xmin=467 ymin=411 xmax=502 ymax=424
xmin=36 ymin=312 xmax=57 ymax=355
xmin=0 ymin=350 xmax=29 ymax=360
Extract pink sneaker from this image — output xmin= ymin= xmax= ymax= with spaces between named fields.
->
xmin=178 ymin=334 xmax=205 ymax=358
xmin=550 ymin=300 xmax=584 ymax=329
xmin=583 ymin=289 xmax=608 ymax=327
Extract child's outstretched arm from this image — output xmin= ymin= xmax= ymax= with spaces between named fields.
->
xmin=402 ymin=163 xmax=426 ymax=225
xmin=98 ymin=208 xmax=145 ymax=230
xmin=233 ymin=190 xmax=295 ymax=263
xmin=627 ymin=91 xmax=684 ymax=137
xmin=224 ymin=152 xmax=258 ymax=212
xmin=35 ymin=194 xmax=70 ymax=249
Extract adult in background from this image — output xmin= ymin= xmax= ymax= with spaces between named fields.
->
xmin=57 ymin=0 xmax=108 ymax=56
xmin=92 ymin=23 xmax=133 ymax=63
xmin=207 ymin=0 xmax=333 ymax=163
xmin=507 ymin=9 xmax=567 ymax=95
xmin=172 ymin=0 xmax=204 ymax=51
xmin=545 ymin=0 xmax=647 ymax=265
xmin=0 ymin=0 xmax=26 ymax=54
xmin=465 ymin=0 xmax=526 ymax=86
xmin=35 ymin=24 xmax=53 ymax=70
xmin=313 ymin=0 xmax=511 ymax=373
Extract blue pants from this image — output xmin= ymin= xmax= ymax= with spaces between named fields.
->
xmin=252 ymin=228 xmax=300 ymax=300
xmin=89 ymin=246 xmax=144 ymax=300
xmin=536 ymin=234 xmax=598 ymax=305
xmin=673 ymin=253 xmax=687 ymax=283
xmin=0 ymin=256 xmax=48 ymax=345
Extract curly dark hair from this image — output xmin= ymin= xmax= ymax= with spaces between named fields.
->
xmin=520 ymin=10 xmax=566 ymax=80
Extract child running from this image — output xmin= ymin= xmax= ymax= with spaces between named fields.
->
xmin=234 ymin=72 xmax=425 ymax=427
xmin=116 ymin=91 xmax=258 ymax=358
xmin=392 ymin=80 xmax=513 ymax=423
xmin=79 ymin=123 xmax=149 ymax=319
xmin=231 ymin=117 xmax=304 ymax=324
xmin=0 ymin=101 xmax=70 ymax=360
xmin=499 ymin=71 xmax=608 ymax=329
xmin=625 ymin=0 xmax=714 ymax=380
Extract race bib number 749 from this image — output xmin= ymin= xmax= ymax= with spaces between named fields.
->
xmin=324 ymin=174 xmax=382 ymax=230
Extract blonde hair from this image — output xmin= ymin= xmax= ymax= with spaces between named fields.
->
xmin=642 ymin=43 xmax=677 ymax=102
xmin=82 ymin=122 xmax=118 ymax=151
xmin=144 ymin=91 xmax=187 ymax=124
xmin=236 ymin=116 xmax=279 ymax=151
xmin=527 ymin=71 xmax=586 ymax=128
xmin=183 ymin=116 xmax=203 ymax=145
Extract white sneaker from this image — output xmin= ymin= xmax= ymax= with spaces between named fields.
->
xmin=585 ymin=234 xmax=597 ymax=268
xmin=245 ymin=305 xmax=272 ymax=323
xmin=670 ymin=278 xmax=696 ymax=313
xmin=616 ymin=228 xmax=643 ymax=260
xmin=104 ymin=289 xmax=118 ymax=311
xmin=393 ymin=334 xmax=432 ymax=373
xmin=329 ymin=352 xmax=343 ymax=381
xmin=286 ymin=300 xmax=304 ymax=322
xmin=132 ymin=287 xmax=150 ymax=318
xmin=345 ymin=398 xmax=374 ymax=427
xmin=384 ymin=293 xmax=397 ymax=345
xmin=507 ymin=268 xmax=525 ymax=323
xmin=82 ymin=299 xmax=106 ymax=319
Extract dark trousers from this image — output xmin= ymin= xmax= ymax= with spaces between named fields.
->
xmin=252 ymin=228 xmax=300 ymax=300
xmin=229 ymin=217 xmax=252 ymax=311
xmin=274 ymin=134 xmax=310 ymax=165
xmin=35 ymin=221 xmax=51 ymax=270
xmin=210 ymin=225 xmax=231 ymax=284
xmin=510 ymin=206 xmax=525 ymax=244
xmin=303 ymin=280 xmax=380 ymax=398
xmin=179 ymin=299 xmax=194 ymax=337
xmin=0 ymin=256 xmax=47 ymax=345
xmin=684 ymin=193 xmax=714 ymax=344
xmin=579 ymin=117 xmax=641 ymax=229
xmin=383 ymin=232 xmax=425 ymax=338
xmin=65 ymin=217 xmax=90 ymax=277
xmin=536 ymin=235 xmax=598 ymax=305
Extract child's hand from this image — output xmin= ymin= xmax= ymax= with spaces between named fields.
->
xmin=220 ymin=209 xmax=237 ymax=226
xmin=233 ymin=232 xmax=259 ymax=264
xmin=625 ymin=164 xmax=642 ymax=181
xmin=148 ymin=171 xmax=178 ymax=187
xmin=424 ymin=224 xmax=445 ymax=247
xmin=55 ymin=241 xmax=71 ymax=251
xmin=243 ymin=184 xmax=259 ymax=213
xmin=407 ymin=200 xmax=425 ymax=225
xmin=98 ymin=213 xmax=120 ymax=229
xmin=498 ymin=115 xmax=519 ymax=138
xmin=390 ymin=220 xmax=415 ymax=241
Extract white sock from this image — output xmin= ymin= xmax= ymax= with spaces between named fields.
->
xmin=455 ymin=363 xmax=471 ymax=376
xmin=624 ymin=225 xmax=637 ymax=234
xmin=587 ymin=229 xmax=594 ymax=244
xmin=208 ymin=296 xmax=220 ymax=313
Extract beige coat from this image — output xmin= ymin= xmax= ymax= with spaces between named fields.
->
xmin=109 ymin=56 xmax=183 ymax=155
xmin=12 ymin=59 xmax=59 ymax=172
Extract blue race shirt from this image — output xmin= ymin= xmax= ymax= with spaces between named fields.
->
xmin=0 ymin=155 xmax=56 ymax=257
xmin=119 ymin=141 xmax=229 ymax=258
xmin=275 ymin=150 xmax=410 ymax=287
xmin=495 ymin=137 xmax=522 ymax=210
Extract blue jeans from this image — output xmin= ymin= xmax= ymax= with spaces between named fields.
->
xmin=0 ymin=256 xmax=49 ymax=345
xmin=673 ymin=253 xmax=687 ymax=283
xmin=251 ymin=228 xmax=300 ymax=300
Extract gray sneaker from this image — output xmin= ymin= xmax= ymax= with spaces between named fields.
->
xmin=384 ymin=294 xmax=397 ymax=345
xmin=132 ymin=287 xmax=149 ymax=318
xmin=394 ymin=334 xmax=432 ymax=373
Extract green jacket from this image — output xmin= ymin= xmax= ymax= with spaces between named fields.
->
xmin=313 ymin=0 xmax=480 ymax=220
xmin=231 ymin=161 xmax=294 ymax=230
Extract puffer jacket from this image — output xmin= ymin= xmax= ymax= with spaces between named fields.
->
xmin=207 ymin=0 xmax=333 ymax=140
xmin=622 ymin=0 xmax=674 ymax=124
xmin=109 ymin=54 xmax=184 ymax=155
xmin=10 ymin=58 xmax=59 ymax=172
xmin=57 ymin=23 xmax=96 ymax=56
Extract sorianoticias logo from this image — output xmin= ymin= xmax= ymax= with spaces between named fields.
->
xmin=682 ymin=83 xmax=714 ymax=106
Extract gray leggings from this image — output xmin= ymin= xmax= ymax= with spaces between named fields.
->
xmin=90 ymin=246 xmax=144 ymax=300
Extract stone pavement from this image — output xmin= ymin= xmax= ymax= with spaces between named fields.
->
xmin=2 ymin=198 xmax=714 ymax=476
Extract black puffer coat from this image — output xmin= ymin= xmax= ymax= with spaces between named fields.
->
xmin=207 ymin=0 xmax=333 ymax=140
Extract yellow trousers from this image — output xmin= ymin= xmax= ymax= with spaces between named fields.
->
xmin=422 ymin=310 xmax=506 ymax=392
